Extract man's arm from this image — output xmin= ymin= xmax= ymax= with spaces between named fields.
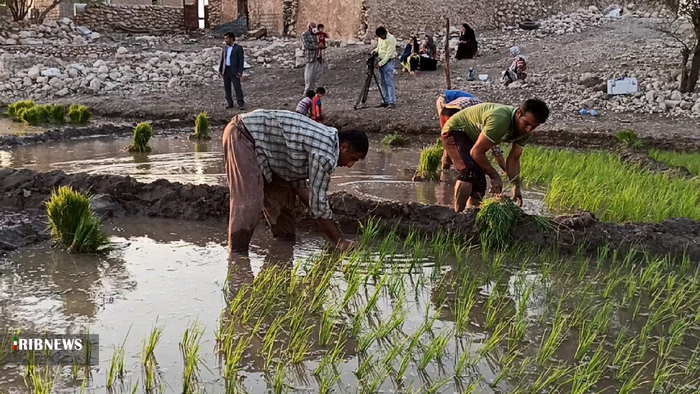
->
xmin=218 ymin=48 xmax=224 ymax=75
xmin=293 ymin=187 xmax=343 ymax=244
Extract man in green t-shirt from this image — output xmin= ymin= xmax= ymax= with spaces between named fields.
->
xmin=441 ymin=99 xmax=549 ymax=212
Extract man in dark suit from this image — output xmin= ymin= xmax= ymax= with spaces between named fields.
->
xmin=218 ymin=32 xmax=246 ymax=110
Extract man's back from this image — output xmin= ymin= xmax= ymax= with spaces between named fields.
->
xmin=442 ymin=103 xmax=529 ymax=147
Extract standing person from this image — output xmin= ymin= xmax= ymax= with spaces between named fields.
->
xmin=372 ymin=26 xmax=397 ymax=109
xmin=436 ymin=93 xmax=507 ymax=177
xmin=312 ymin=87 xmax=325 ymax=123
xmin=218 ymin=32 xmax=246 ymax=110
xmin=316 ymin=23 xmax=329 ymax=62
xmin=441 ymin=99 xmax=549 ymax=212
xmin=302 ymin=22 xmax=323 ymax=93
xmin=455 ymin=23 xmax=478 ymax=60
xmin=296 ymin=89 xmax=315 ymax=117
xmin=222 ymin=110 xmax=369 ymax=254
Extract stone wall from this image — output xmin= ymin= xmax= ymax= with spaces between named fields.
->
xmin=208 ymin=0 xmax=223 ymax=25
xmin=1 ymin=44 xmax=115 ymax=59
xmin=72 ymin=4 xmax=185 ymax=32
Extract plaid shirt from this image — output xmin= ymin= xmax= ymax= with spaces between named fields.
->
xmin=239 ymin=110 xmax=339 ymax=220
xmin=301 ymin=31 xmax=319 ymax=63
xmin=445 ymin=96 xmax=503 ymax=157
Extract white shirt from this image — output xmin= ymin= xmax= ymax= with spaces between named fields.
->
xmin=226 ymin=45 xmax=233 ymax=66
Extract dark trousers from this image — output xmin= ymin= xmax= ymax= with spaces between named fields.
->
xmin=223 ymin=70 xmax=245 ymax=108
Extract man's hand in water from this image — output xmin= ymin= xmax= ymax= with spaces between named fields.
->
xmin=512 ymin=185 xmax=523 ymax=207
xmin=490 ymin=175 xmax=503 ymax=194
xmin=337 ymin=239 xmax=356 ymax=252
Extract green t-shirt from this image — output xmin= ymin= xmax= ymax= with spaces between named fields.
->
xmin=441 ymin=103 xmax=531 ymax=147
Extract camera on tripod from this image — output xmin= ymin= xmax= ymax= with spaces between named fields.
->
xmin=366 ymin=53 xmax=378 ymax=70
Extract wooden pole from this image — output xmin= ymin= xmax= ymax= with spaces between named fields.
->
xmin=444 ymin=17 xmax=452 ymax=90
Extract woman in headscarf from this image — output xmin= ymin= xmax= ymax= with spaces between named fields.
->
xmin=420 ymin=34 xmax=438 ymax=58
xmin=400 ymin=35 xmax=420 ymax=74
xmin=501 ymin=46 xmax=527 ymax=85
xmin=456 ymin=23 xmax=478 ymax=60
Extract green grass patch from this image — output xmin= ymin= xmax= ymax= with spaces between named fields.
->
xmin=45 ymin=186 xmax=112 ymax=254
xmin=616 ymin=129 xmax=642 ymax=150
xmin=128 ymin=122 xmax=153 ymax=153
xmin=68 ymin=104 xmax=92 ymax=124
xmin=649 ymin=149 xmax=700 ymax=175
xmin=381 ymin=133 xmax=408 ymax=147
xmin=190 ymin=112 xmax=211 ymax=140
xmin=520 ymin=147 xmax=700 ymax=222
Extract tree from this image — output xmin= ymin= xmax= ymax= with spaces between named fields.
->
xmin=658 ymin=0 xmax=700 ymax=92
xmin=7 ymin=0 xmax=33 ymax=21
xmin=36 ymin=0 xmax=69 ymax=24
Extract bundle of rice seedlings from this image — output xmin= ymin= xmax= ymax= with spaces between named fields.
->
xmin=49 ymin=105 xmax=66 ymax=123
xmin=616 ymin=129 xmax=642 ymax=150
xmin=475 ymin=197 xmax=524 ymax=251
xmin=415 ymin=144 xmax=444 ymax=181
xmin=18 ymin=105 xmax=50 ymax=125
xmin=128 ymin=122 xmax=153 ymax=153
xmin=381 ymin=133 xmax=408 ymax=147
xmin=190 ymin=112 xmax=211 ymax=140
xmin=7 ymin=100 xmax=35 ymax=120
xmin=46 ymin=186 xmax=112 ymax=254
xmin=68 ymin=104 xmax=92 ymax=124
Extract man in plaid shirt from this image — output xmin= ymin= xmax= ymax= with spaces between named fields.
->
xmin=302 ymin=22 xmax=323 ymax=93
xmin=222 ymin=109 xmax=369 ymax=254
xmin=436 ymin=93 xmax=506 ymax=178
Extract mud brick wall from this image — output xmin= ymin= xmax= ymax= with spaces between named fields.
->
xmin=72 ymin=5 xmax=185 ymax=32
xmin=5 ymin=45 xmax=115 ymax=59
xmin=208 ymin=0 xmax=223 ymax=26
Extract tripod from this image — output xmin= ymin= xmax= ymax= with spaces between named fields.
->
xmin=354 ymin=66 xmax=386 ymax=110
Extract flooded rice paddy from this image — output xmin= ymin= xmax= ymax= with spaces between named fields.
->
xmin=0 ymin=133 xmax=549 ymax=215
xmin=0 ymin=118 xmax=44 ymax=136
xmin=2 ymin=217 xmax=700 ymax=393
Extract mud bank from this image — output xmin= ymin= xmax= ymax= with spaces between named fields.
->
xmin=0 ymin=119 xmax=194 ymax=149
xmin=1 ymin=168 xmax=698 ymax=259
xmin=0 ymin=210 xmax=49 ymax=254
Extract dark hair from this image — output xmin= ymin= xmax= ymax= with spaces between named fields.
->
xmin=338 ymin=129 xmax=369 ymax=158
xmin=375 ymin=26 xmax=387 ymax=37
xmin=224 ymin=32 xmax=236 ymax=40
xmin=317 ymin=23 xmax=324 ymax=29
xmin=316 ymin=87 xmax=326 ymax=95
xmin=521 ymin=99 xmax=549 ymax=124
xmin=305 ymin=89 xmax=316 ymax=98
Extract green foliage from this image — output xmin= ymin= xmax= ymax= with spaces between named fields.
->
xmin=49 ymin=104 xmax=66 ymax=123
xmin=649 ymin=149 xmax=700 ymax=175
xmin=616 ymin=129 xmax=643 ymax=150
xmin=45 ymin=186 xmax=111 ymax=254
xmin=190 ymin=112 xmax=211 ymax=140
xmin=381 ymin=133 xmax=408 ymax=147
xmin=416 ymin=143 xmax=444 ymax=181
xmin=476 ymin=197 xmax=524 ymax=251
xmin=68 ymin=104 xmax=92 ymax=124
xmin=5 ymin=100 xmax=68 ymax=125
xmin=128 ymin=122 xmax=153 ymax=153
xmin=7 ymin=100 xmax=35 ymax=119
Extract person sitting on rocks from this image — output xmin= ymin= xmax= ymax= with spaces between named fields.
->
xmin=296 ymin=89 xmax=315 ymax=117
xmin=222 ymin=109 xmax=369 ymax=254
xmin=456 ymin=23 xmax=478 ymax=60
xmin=436 ymin=92 xmax=507 ymax=181
xmin=419 ymin=34 xmax=438 ymax=71
xmin=502 ymin=46 xmax=527 ymax=86
xmin=441 ymin=99 xmax=549 ymax=212
xmin=400 ymin=35 xmax=420 ymax=74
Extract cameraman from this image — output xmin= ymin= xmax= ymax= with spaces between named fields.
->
xmin=372 ymin=26 xmax=397 ymax=109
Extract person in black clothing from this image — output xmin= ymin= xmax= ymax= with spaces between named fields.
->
xmin=218 ymin=32 xmax=246 ymax=110
xmin=455 ymin=23 xmax=478 ymax=60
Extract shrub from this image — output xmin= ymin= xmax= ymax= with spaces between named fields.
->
xmin=68 ymin=104 xmax=92 ymax=124
xmin=46 ymin=186 xmax=112 ymax=254
xmin=128 ymin=122 xmax=153 ymax=153
xmin=190 ymin=112 xmax=211 ymax=140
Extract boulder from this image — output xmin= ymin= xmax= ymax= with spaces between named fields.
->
xmin=41 ymin=68 xmax=61 ymax=78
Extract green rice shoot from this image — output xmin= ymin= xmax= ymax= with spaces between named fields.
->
xmin=381 ymin=133 xmax=408 ymax=147
xmin=128 ymin=122 xmax=154 ymax=153
xmin=649 ymin=149 xmax=700 ymax=176
xmin=45 ymin=186 xmax=112 ymax=254
xmin=416 ymin=143 xmax=444 ymax=181
xmin=190 ymin=112 xmax=211 ymax=140
xmin=68 ymin=104 xmax=92 ymax=124
xmin=616 ymin=129 xmax=643 ymax=150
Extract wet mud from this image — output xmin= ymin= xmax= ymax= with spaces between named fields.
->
xmin=1 ymin=168 xmax=698 ymax=260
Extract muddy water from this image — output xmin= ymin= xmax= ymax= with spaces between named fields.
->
xmin=0 ymin=118 xmax=44 ymax=136
xmin=0 ymin=218 xmax=517 ymax=394
xmin=0 ymin=134 xmax=550 ymax=215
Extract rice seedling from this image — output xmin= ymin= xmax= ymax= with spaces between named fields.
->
xmin=536 ymin=313 xmax=569 ymax=365
xmin=141 ymin=323 xmax=163 ymax=367
xmin=480 ymin=320 xmax=509 ymax=357
xmin=613 ymin=336 xmax=638 ymax=380
xmin=18 ymin=104 xmax=50 ymax=125
xmin=618 ymin=362 xmax=650 ymax=394
xmin=288 ymin=309 xmax=314 ymax=364
xmin=574 ymin=322 xmax=598 ymax=361
xmin=424 ymin=375 xmax=452 ymax=394
xmin=180 ymin=321 xmax=204 ymax=394
xmin=7 ymin=99 xmax=35 ymax=119
xmin=415 ymin=143 xmax=444 ymax=181
xmin=652 ymin=360 xmax=681 ymax=393
xmin=68 ymin=104 xmax=92 ymax=124
xmin=190 ymin=111 xmax=212 ymax=140
xmin=570 ymin=342 xmax=608 ymax=394
xmin=106 ymin=343 xmax=127 ymax=390
xmin=525 ymin=366 xmax=572 ymax=393
xmin=381 ymin=133 xmax=408 ymax=147
xmin=520 ymin=147 xmax=700 ymax=222
xmin=649 ymin=149 xmax=700 ymax=175
xmin=45 ymin=186 xmax=112 ymax=254
xmin=25 ymin=366 xmax=58 ymax=394
xmin=616 ymin=129 xmax=643 ymax=150
xmin=128 ymin=122 xmax=154 ymax=153
xmin=476 ymin=197 xmax=524 ymax=251
xmin=418 ymin=331 xmax=451 ymax=370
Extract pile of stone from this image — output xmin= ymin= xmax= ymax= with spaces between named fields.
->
xmin=0 ymin=17 xmax=99 ymax=46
